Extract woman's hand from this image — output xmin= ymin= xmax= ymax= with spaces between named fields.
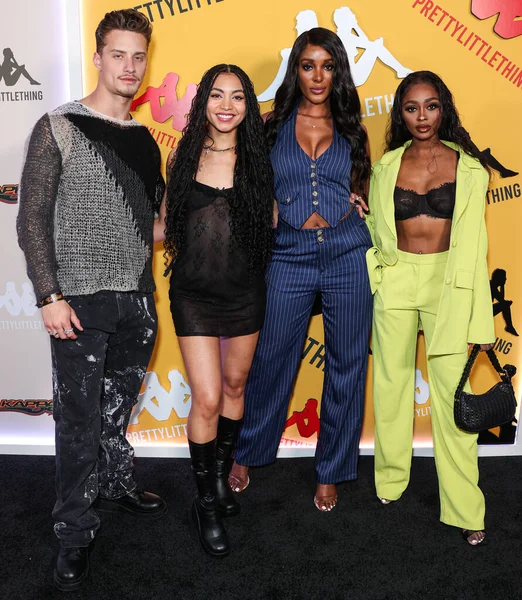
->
xmin=273 ymin=199 xmax=279 ymax=228
xmin=154 ymin=188 xmax=167 ymax=243
xmin=468 ymin=343 xmax=495 ymax=352
xmin=349 ymin=192 xmax=369 ymax=219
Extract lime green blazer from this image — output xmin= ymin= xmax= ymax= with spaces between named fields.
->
xmin=365 ymin=140 xmax=495 ymax=356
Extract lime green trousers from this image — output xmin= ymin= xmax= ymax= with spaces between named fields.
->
xmin=372 ymin=250 xmax=485 ymax=530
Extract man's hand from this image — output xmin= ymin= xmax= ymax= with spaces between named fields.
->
xmin=42 ymin=301 xmax=83 ymax=340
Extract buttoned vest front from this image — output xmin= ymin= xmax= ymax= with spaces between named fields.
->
xmin=270 ymin=105 xmax=353 ymax=229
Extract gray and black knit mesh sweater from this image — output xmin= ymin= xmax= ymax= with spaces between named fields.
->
xmin=17 ymin=101 xmax=165 ymax=302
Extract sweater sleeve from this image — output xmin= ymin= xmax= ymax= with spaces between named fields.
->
xmin=17 ymin=114 xmax=62 ymax=303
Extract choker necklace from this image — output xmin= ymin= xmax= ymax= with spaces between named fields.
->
xmin=297 ymin=112 xmax=332 ymax=129
xmin=203 ymin=144 xmax=236 ymax=154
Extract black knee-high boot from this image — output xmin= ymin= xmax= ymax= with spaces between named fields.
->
xmin=214 ymin=416 xmax=241 ymax=517
xmin=188 ymin=439 xmax=229 ymax=557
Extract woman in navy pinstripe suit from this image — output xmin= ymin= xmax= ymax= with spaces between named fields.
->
xmin=229 ymin=28 xmax=372 ymax=511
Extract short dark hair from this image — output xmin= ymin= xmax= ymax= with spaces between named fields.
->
xmin=95 ymin=9 xmax=152 ymax=54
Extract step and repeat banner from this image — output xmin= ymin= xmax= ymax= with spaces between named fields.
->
xmin=1 ymin=0 xmax=521 ymax=454
xmin=0 ymin=0 xmax=70 ymax=450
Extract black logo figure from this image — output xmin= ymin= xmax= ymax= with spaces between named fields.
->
xmin=0 ymin=48 xmax=40 ymax=86
xmin=481 ymin=148 xmax=519 ymax=179
xmin=491 ymin=268 xmax=518 ymax=336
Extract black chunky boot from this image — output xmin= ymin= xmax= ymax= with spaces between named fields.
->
xmin=188 ymin=439 xmax=229 ymax=557
xmin=214 ymin=415 xmax=241 ymax=517
xmin=53 ymin=546 xmax=90 ymax=591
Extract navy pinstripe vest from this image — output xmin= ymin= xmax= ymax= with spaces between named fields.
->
xmin=270 ymin=105 xmax=353 ymax=230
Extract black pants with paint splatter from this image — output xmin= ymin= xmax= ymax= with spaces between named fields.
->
xmin=50 ymin=291 xmax=157 ymax=547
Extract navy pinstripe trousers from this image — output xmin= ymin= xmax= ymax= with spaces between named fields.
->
xmin=235 ymin=210 xmax=373 ymax=484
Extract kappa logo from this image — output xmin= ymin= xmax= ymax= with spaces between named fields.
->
xmin=0 ymin=184 xmax=18 ymax=204
xmin=0 ymin=398 xmax=52 ymax=415
xmin=284 ymin=398 xmax=320 ymax=438
xmin=0 ymin=48 xmax=40 ymax=87
xmin=0 ymin=282 xmax=38 ymax=317
xmin=491 ymin=268 xmax=519 ymax=336
xmin=130 ymin=369 xmax=192 ymax=424
xmin=258 ymin=6 xmax=412 ymax=101
xmin=414 ymin=369 xmax=430 ymax=405
xmin=471 ymin=0 xmax=522 ymax=40
xmin=131 ymin=72 xmax=197 ymax=132
xmin=481 ymin=148 xmax=519 ymax=179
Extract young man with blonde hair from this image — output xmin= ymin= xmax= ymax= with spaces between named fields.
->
xmin=17 ymin=9 xmax=166 ymax=591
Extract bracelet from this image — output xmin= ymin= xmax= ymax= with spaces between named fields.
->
xmin=40 ymin=292 xmax=64 ymax=307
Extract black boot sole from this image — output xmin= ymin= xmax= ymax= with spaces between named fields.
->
xmin=191 ymin=502 xmax=230 ymax=557
xmin=94 ymin=497 xmax=167 ymax=519
xmin=53 ymin=564 xmax=89 ymax=592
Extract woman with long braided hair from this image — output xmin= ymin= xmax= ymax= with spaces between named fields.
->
xmin=155 ymin=64 xmax=273 ymax=556
xmin=229 ymin=28 xmax=373 ymax=512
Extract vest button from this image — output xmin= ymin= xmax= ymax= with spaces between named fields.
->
xmin=311 ymin=163 xmax=316 ymax=168
xmin=285 ymin=197 xmax=291 ymax=203
xmin=452 ymin=241 xmax=457 ymax=247
xmin=313 ymin=200 xmax=319 ymax=206
xmin=312 ymin=191 xmax=318 ymax=197
xmin=445 ymin=278 xmax=451 ymax=285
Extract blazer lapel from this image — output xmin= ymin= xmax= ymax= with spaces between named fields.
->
xmin=448 ymin=142 xmax=480 ymax=228
xmin=453 ymin=161 xmax=473 ymax=227
xmin=378 ymin=145 xmax=406 ymax=242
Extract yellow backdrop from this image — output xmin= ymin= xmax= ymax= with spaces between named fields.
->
xmin=81 ymin=0 xmax=522 ymax=450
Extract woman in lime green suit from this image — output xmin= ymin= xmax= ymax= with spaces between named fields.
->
xmin=353 ymin=71 xmax=495 ymax=546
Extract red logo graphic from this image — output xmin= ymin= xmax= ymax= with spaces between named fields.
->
xmin=131 ymin=72 xmax=198 ymax=131
xmin=0 ymin=399 xmax=52 ymax=416
xmin=284 ymin=398 xmax=320 ymax=438
xmin=471 ymin=0 xmax=522 ymax=39
xmin=0 ymin=184 xmax=18 ymax=204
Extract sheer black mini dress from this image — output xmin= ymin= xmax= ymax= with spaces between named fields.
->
xmin=169 ymin=180 xmax=266 ymax=337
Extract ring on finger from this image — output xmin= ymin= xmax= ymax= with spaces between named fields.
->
xmin=63 ymin=328 xmax=74 ymax=335
xmin=53 ymin=332 xmax=59 ymax=337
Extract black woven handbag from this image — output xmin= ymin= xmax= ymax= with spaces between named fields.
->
xmin=454 ymin=344 xmax=517 ymax=433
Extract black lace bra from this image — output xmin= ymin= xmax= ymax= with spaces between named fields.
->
xmin=394 ymin=180 xmax=456 ymax=221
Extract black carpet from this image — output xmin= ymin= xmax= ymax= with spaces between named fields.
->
xmin=1 ymin=454 xmax=520 ymax=600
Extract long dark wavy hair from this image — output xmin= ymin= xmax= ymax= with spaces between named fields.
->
xmin=386 ymin=70 xmax=489 ymax=170
xmin=265 ymin=27 xmax=370 ymax=195
xmin=164 ymin=64 xmax=274 ymax=275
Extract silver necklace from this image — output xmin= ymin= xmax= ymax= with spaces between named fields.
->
xmin=297 ymin=112 xmax=331 ymax=129
xmin=203 ymin=144 xmax=236 ymax=154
